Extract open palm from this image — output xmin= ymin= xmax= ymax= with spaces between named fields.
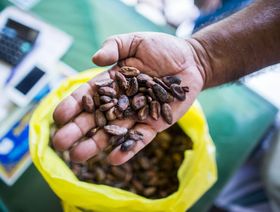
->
xmin=53 ymin=32 xmax=205 ymax=165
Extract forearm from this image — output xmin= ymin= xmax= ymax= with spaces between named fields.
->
xmin=189 ymin=0 xmax=280 ymax=88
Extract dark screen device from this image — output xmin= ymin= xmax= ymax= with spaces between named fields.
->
xmin=0 ymin=18 xmax=39 ymax=66
xmin=6 ymin=66 xmax=48 ymax=107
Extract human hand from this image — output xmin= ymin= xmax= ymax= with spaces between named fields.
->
xmin=52 ymin=32 xmax=206 ymax=165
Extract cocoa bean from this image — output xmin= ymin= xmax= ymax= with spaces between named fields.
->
xmin=182 ymin=86 xmax=189 ymax=93
xmin=153 ymin=77 xmax=171 ymax=92
xmin=137 ymin=73 xmax=153 ymax=84
xmin=128 ymin=130 xmax=144 ymax=141
xmin=115 ymin=72 xmax=128 ymax=90
xmin=147 ymin=88 xmax=156 ymax=100
xmin=150 ymin=101 xmax=161 ymax=120
xmin=138 ymin=105 xmax=149 ymax=121
xmin=114 ymin=107 xmax=124 ymax=119
xmin=170 ymin=84 xmax=186 ymax=101
xmin=146 ymin=80 xmax=156 ymax=88
xmin=152 ymin=84 xmax=168 ymax=102
xmin=161 ymin=103 xmax=173 ymax=124
xmin=98 ymin=86 xmax=117 ymax=97
xmin=138 ymin=87 xmax=147 ymax=93
xmin=120 ymin=139 xmax=136 ymax=152
xmin=106 ymin=107 xmax=117 ymax=121
xmin=109 ymin=135 xmax=126 ymax=147
xmin=146 ymin=96 xmax=153 ymax=103
xmin=120 ymin=66 xmax=140 ymax=77
xmin=131 ymin=94 xmax=146 ymax=110
xmin=123 ymin=106 xmax=135 ymax=117
xmin=112 ymin=81 xmax=121 ymax=97
xmin=162 ymin=76 xmax=181 ymax=86
xmin=82 ymin=94 xmax=95 ymax=112
xmin=85 ymin=127 xmax=99 ymax=137
xmin=100 ymin=95 xmax=112 ymax=103
xmin=95 ymin=109 xmax=107 ymax=127
xmin=117 ymin=95 xmax=129 ymax=111
xmin=93 ymin=93 xmax=100 ymax=107
xmin=126 ymin=77 xmax=138 ymax=96
xmin=95 ymin=78 xmax=113 ymax=87
xmin=99 ymin=102 xmax=115 ymax=112
xmin=104 ymin=125 xmax=128 ymax=136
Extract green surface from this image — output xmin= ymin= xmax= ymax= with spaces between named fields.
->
xmin=191 ymin=84 xmax=277 ymax=211
xmin=0 ymin=0 xmax=278 ymax=212
xmin=33 ymin=0 xmax=174 ymax=71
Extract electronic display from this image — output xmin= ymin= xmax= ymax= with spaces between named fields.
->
xmin=15 ymin=67 xmax=45 ymax=95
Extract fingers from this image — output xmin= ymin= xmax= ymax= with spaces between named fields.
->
xmin=69 ymin=117 xmax=135 ymax=163
xmin=53 ymin=112 xmax=96 ymax=151
xmin=107 ymin=123 xmax=157 ymax=166
xmin=53 ymin=72 xmax=111 ymax=126
xmin=92 ymin=33 xmax=143 ymax=66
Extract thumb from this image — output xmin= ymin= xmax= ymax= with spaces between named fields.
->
xmin=92 ymin=33 xmax=141 ymax=66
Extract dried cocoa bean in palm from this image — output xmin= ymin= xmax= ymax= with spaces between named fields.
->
xmin=170 ymin=84 xmax=186 ymax=101
xmin=99 ymin=102 xmax=115 ymax=112
xmin=98 ymin=86 xmax=117 ymax=97
xmin=146 ymin=96 xmax=153 ymax=103
xmin=120 ymin=139 xmax=136 ymax=152
xmin=117 ymin=95 xmax=129 ymax=111
xmin=123 ymin=106 xmax=135 ymax=117
xmin=115 ymin=72 xmax=128 ymax=90
xmin=152 ymin=83 xmax=168 ymax=102
xmin=82 ymin=94 xmax=95 ymax=112
xmin=162 ymin=103 xmax=173 ymax=124
xmin=109 ymin=135 xmax=126 ymax=147
xmin=132 ymin=94 xmax=146 ymax=110
xmin=128 ymin=130 xmax=144 ymax=141
xmin=104 ymin=125 xmax=128 ymax=136
xmin=138 ymin=87 xmax=147 ymax=93
xmin=120 ymin=66 xmax=140 ymax=77
xmin=146 ymin=80 xmax=156 ymax=88
xmin=95 ymin=109 xmax=107 ymax=127
xmin=93 ymin=93 xmax=101 ymax=107
xmin=166 ymin=93 xmax=174 ymax=103
xmin=85 ymin=127 xmax=99 ymax=137
xmin=112 ymin=81 xmax=121 ymax=97
xmin=95 ymin=78 xmax=113 ymax=87
xmin=114 ymin=107 xmax=124 ymax=119
xmin=147 ymin=88 xmax=156 ymax=100
xmin=137 ymin=73 xmax=153 ymax=84
xmin=111 ymin=98 xmax=118 ymax=105
xmin=182 ymin=86 xmax=189 ymax=93
xmin=100 ymin=95 xmax=112 ymax=103
xmin=162 ymin=76 xmax=181 ymax=86
xmin=150 ymin=101 xmax=161 ymax=120
xmin=126 ymin=77 xmax=138 ymax=96
xmin=106 ymin=107 xmax=117 ymax=121
xmin=153 ymin=77 xmax=171 ymax=92
xmin=138 ymin=105 xmax=149 ymax=121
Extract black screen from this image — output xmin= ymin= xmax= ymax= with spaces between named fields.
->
xmin=6 ymin=19 xmax=39 ymax=43
xmin=15 ymin=67 xmax=45 ymax=95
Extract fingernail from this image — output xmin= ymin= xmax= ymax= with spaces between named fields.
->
xmin=93 ymin=49 xmax=103 ymax=58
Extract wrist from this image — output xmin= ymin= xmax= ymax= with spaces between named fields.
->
xmin=186 ymin=38 xmax=213 ymax=89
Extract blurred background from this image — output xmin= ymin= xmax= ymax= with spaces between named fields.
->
xmin=0 ymin=0 xmax=279 ymax=211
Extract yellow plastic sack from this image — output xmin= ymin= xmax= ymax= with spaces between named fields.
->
xmin=29 ymin=68 xmax=217 ymax=212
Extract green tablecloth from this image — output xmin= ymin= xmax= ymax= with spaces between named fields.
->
xmin=0 ymin=0 xmax=277 ymax=211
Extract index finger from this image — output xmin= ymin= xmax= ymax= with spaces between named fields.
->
xmin=53 ymin=71 xmax=111 ymax=126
